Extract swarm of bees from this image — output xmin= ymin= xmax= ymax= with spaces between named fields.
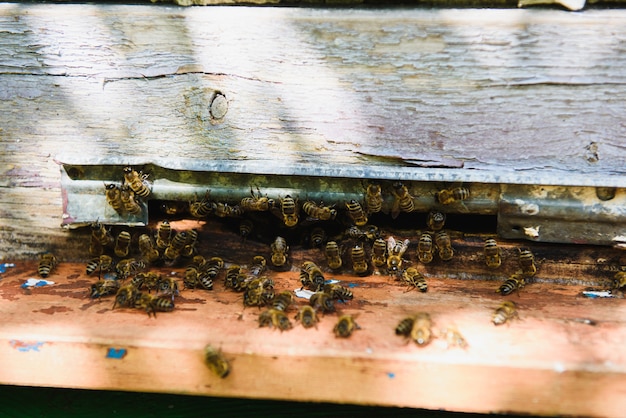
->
xmin=104 ymin=166 xmax=151 ymax=218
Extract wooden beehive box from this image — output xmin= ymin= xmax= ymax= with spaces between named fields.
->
xmin=1 ymin=3 xmax=626 ymax=417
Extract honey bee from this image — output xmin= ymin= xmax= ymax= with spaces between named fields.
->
xmin=387 ymin=236 xmax=410 ymax=274
xmin=114 ymin=230 xmax=132 ymax=258
xmin=135 ymin=293 xmax=174 ymax=317
xmin=440 ymin=326 xmax=468 ymax=349
xmin=86 ymin=254 xmax=114 ymax=276
xmin=435 ymin=231 xmax=454 ymax=261
xmin=138 ymin=234 xmax=160 ymax=264
xmin=612 ymin=271 xmax=626 ymax=290
xmin=239 ymin=219 xmax=254 ymax=241
xmin=183 ymin=258 xmax=203 ymax=290
xmin=395 ymin=316 xmax=415 ymax=337
xmin=272 ymin=291 xmax=293 ymax=311
xmin=484 ymin=238 xmax=502 ymax=269
xmin=180 ymin=229 xmax=198 ymax=258
xmin=120 ymin=185 xmax=142 ymax=216
xmin=224 ymin=265 xmax=247 ymax=291
xmin=497 ymin=273 xmax=526 ymax=296
xmin=189 ymin=190 xmax=215 ymax=218
xmin=371 ymin=238 xmax=387 ymax=267
xmin=116 ymin=258 xmax=146 ymax=280
xmin=333 ymin=315 xmax=360 ymax=338
xmin=155 ymin=220 xmax=172 ymax=250
xmin=410 ymin=312 xmax=433 ymax=346
xmin=417 ymin=233 xmax=434 ymax=264
xmin=309 ymin=291 xmax=336 ymax=313
xmin=240 ymin=187 xmax=274 ymax=212
xmin=364 ymin=183 xmax=383 ymax=215
xmin=90 ymin=279 xmax=121 ymax=299
xmin=204 ymin=345 xmax=230 ymax=378
xmin=90 ymin=221 xmax=113 ymax=256
xmin=345 ymin=199 xmax=368 ymax=226
xmin=351 ymin=244 xmax=369 ymax=276
xmin=323 ymin=283 xmax=353 ymax=301
xmin=344 ymin=225 xmax=379 ymax=242
xmin=518 ymin=248 xmax=537 ymax=277
xmin=270 ymin=236 xmax=289 ymax=268
xmin=163 ymin=230 xmax=188 ymax=262
xmin=214 ymin=202 xmax=244 ymax=218
xmin=426 ymin=211 xmax=446 ymax=232
xmin=112 ymin=284 xmax=139 ymax=310
xmin=436 ymin=186 xmax=470 ymax=205
xmin=132 ymin=271 xmax=160 ymax=292
xmin=201 ymin=257 xmax=224 ymax=290
xmin=300 ymin=261 xmax=325 ymax=291
xmin=123 ymin=166 xmax=151 ymax=198
xmin=243 ymin=277 xmax=275 ymax=307
xmin=492 ymin=301 xmax=519 ymax=325
xmin=105 ymin=183 xmax=125 ymax=215
xmin=309 ymin=227 xmax=326 ymax=248
xmin=248 ymin=255 xmax=267 ymax=277
xmin=156 ymin=276 xmax=179 ymax=298
xmin=401 ymin=267 xmax=428 ymax=292
xmin=324 ymin=241 xmax=343 ymax=270
xmin=37 ymin=253 xmax=57 ymax=278
xmin=279 ymin=195 xmax=299 ymax=227
xmin=295 ymin=305 xmax=319 ymax=328
xmin=391 ymin=182 xmax=415 ymax=219
xmin=259 ymin=308 xmax=292 ymax=331
xmin=302 ymin=200 xmax=337 ymax=221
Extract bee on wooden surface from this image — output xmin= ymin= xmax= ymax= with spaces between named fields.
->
xmin=351 ymin=244 xmax=369 ymax=276
xmin=248 ymin=255 xmax=267 ymax=277
xmin=302 ymin=200 xmax=337 ymax=221
xmin=417 ymin=232 xmax=434 ymax=264
xmin=344 ymin=225 xmax=380 ymax=242
xmin=225 ymin=266 xmax=247 ymax=292
xmin=364 ymin=183 xmax=383 ymax=215
xmin=120 ymin=185 xmax=142 ymax=216
xmin=270 ymin=236 xmax=289 ymax=268
xmin=112 ymin=284 xmax=139 ymax=310
xmin=391 ymin=182 xmax=415 ymax=219
xmin=395 ymin=316 xmax=414 ymax=337
xmin=204 ymin=345 xmax=230 ymax=378
xmin=484 ymin=238 xmax=502 ymax=269
xmin=272 ymin=291 xmax=293 ymax=311
xmin=135 ymin=293 xmax=174 ymax=317
xmin=333 ymin=315 xmax=360 ymax=338
xmin=86 ymin=254 xmax=114 ymax=276
xmin=323 ymin=241 xmax=343 ymax=270
xmin=239 ymin=219 xmax=254 ymax=241
xmin=157 ymin=276 xmax=179 ymax=298
xmin=155 ymin=220 xmax=172 ymax=250
xmin=518 ymin=248 xmax=537 ymax=277
xmin=396 ymin=313 xmax=433 ymax=346
xmin=37 ymin=253 xmax=57 ymax=278
xmin=240 ymin=187 xmax=275 ymax=212
xmin=180 ymin=229 xmax=198 ymax=258
xmin=436 ymin=186 xmax=470 ymax=205
xmin=259 ymin=308 xmax=293 ymax=331
xmin=200 ymin=257 xmax=224 ymax=290
xmin=243 ymin=277 xmax=275 ymax=307
xmin=345 ymin=199 xmax=368 ymax=226
xmin=323 ymin=283 xmax=353 ymax=301
xmin=163 ymin=230 xmax=188 ymax=262
xmin=440 ymin=326 xmax=468 ymax=349
xmin=496 ymin=273 xmax=526 ymax=296
xmin=90 ymin=221 xmax=113 ymax=255
xmin=300 ymin=261 xmax=325 ymax=292
xmin=183 ymin=256 xmax=206 ymax=290
xmin=426 ymin=211 xmax=446 ymax=232
xmin=309 ymin=227 xmax=327 ymax=248
xmin=387 ymin=236 xmax=410 ymax=274
xmin=189 ymin=190 xmax=215 ymax=218
xmin=138 ymin=234 xmax=160 ymax=264
xmin=105 ymin=183 xmax=125 ymax=215
xmin=90 ymin=279 xmax=121 ymax=299
xmin=279 ymin=195 xmax=299 ymax=227
xmin=114 ymin=230 xmax=132 ymax=258
xmin=612 ymin=272 xmax=626 ymax=290
xmin=401 ymin=267 xmax=428 ymax=292
xmin=492 ymin=301 xmax=519 ymax=325
xmin=123 ymin=166 xmax=151 ymax=198
xmin=160 ymin=201 xmax=186 ymax=216
xmin=371 ymin=238 xmax=387 ymax=268
xmin=215 ymin=202 xmax=244 ymax=218
xmin=434 ymin=231 xmax=454 ymax=261
xmin=132 ymin=271 xmax=160 ymax=292
xmin=295 ymin=305 xmax=319 ymax=329
xmin=116 ymin=258 xmax=147 ymax=280
xmin=309 ymin=291 xmax=335 ymax=313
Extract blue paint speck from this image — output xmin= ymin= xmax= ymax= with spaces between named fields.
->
xmin=106 ymin=348 xmax=127 ymax=359
xmin=10 ymin=340 xmax=45 ymax=352
xmin=347 ymin=283 xmax=359 ymax=288
xmin=387 ymin=372 xmax=395 ymax=379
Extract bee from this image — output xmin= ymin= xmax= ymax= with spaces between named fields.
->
xmin=244 ymin=277 xmax=275 ymax=307
xmin=114 ymin=230 xmax=132 ymax=258
xmin=295 ymin=305 xmax=319 ymax=329
xmin=344 ymin=225 xmax=379 ymax=242
xmin=323 ymin=283 xmax=353 ymax=301
xmin=120 ymin=185 xmax=142 ymax=216
xmin=612 ymin=271 xmax=626 ymax=290
xmin=160 ymin=201 xmax=186 ymax=215
xmin=201 ymin=257 xmax=224 ymax=290
xmin=324 ymin=241 xmax=343 ymax=270
xmin=391 ymin=181 xmax=415 ymax=219
xmin=309 ymin=227 xmax=326 ymax=248
xmin=345 ymin=199 xmax=368 ymax=226
xmin=138 ymin=234 xmax=160 ymax=264
xmin=484 ymin=238 xmax=502 ymax=269
xmin=387 ymin=236 xmax=410 ymax=274
xmin=215 ymin=202 xmax=244 ymax=218
xmin=90 ymin=221 xmax=113 ymax=255
xmin=497 ymin=273 xmax=526 ymax=296
xmin=86 ymin=254 xmax=114 ymax=276
xmin=436 ymin=186 xmax=470 ymax=205
xmin=204 ymin=345 xmax=230 ymax=378
xmin=123 ymin=166 xmax=150 ymax=198
xmin=132 ymin=271 xmax=160 ymax=292
xmin=435 ymin=231 xmax=454 ymax=261
xmin=518 ymin=248 xmax=537 ymax=277
xmin=426 ymin=211 xmax=446 ymax=232
xmin=395 ymin=316 xmax=415 ymax=337
xmin=259 ymin=308 xmax=292 ymax=331
xmin=364 ymin=183 xmax=383 ymax=214
xmin=270 ymin=236 xmax=289 ymax=268
xmin=410 ymin=312 xmax=433 ymax=346
xmin=116 ymin=258 xmax=146 ymax=280
xmin=300 ymin=261 xmax=325 ymax=292
xmin=163 ymin=230 xmax=188 ymax=262
xmin=351 ymin=244 xmax=369 ymax=276
xmin=183 ymin=256 xmax=205 ymax=290
xmin=302 ymin=200 xmax=337 ymax=221
xmin=180 ymin=229 xmax=198 ymax=258
xmin=333 ymin=315 xmax=360 ymax=338
xmin=279 ymin=195 xmax=299 ymax=227
xmin=401 ymin=267 xmax=428 ymax=292
xmin=249 ymin=255 xmax=267 ymax=277
xmin=239 ymin=219 xmax=254 ymax=241
xmin=440 ymin=327 xmax=468 ymax=349
xmin=135 ymin=293 xmax=174 ymax=317
xmin=112 ymin=284 xmax=139 ymax=310
xmin=157 ymin=276 xmax=179 ymax=298
xmin=189 ymin=190 xmax=215 ymax=218
xmin=155 ymin=220 xmax=172 ymax=250
xmin=90 ymin=279 xmax=121 ymax=299
xmin=240 ymin=187 xmax=274 ymax=212
xmin=417 ymin=233 xmax=434 ymax=264
xmin=104 ymin=183 xmax=125 ymax=215
xmin=309 ymin=291 xmax=335 ymax=313
xmin=224 ymin=265 xmax=246 ymax=291
xmin=272 ymin=290 xmax=293 ymax=311
xmin=371 ymin=238 xmax=387 ymax=267
xmin=492 ymin=301 xmax=519 ymax=325
xmin=37 ymin=253 xmax=57 ymax=278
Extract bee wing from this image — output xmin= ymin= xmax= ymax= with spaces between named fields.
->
xmin=387 ymin=236 xmax=397 ymax=252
